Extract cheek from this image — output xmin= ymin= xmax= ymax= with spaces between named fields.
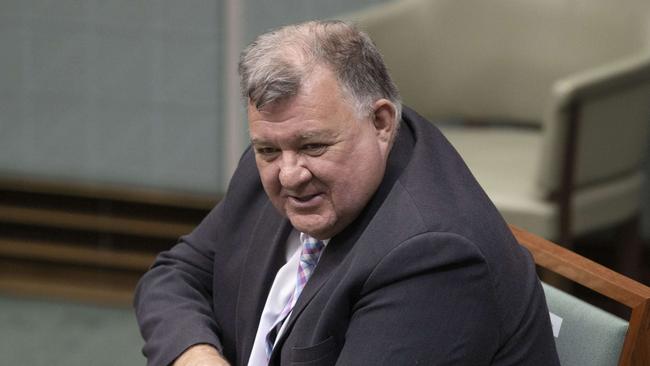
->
xmin=327 ymin=167 xmax=373 ymax=206
xmin=332 ymin=152 xmax=384 ymax=204
xmin=257 ymin=163 xmax=281 ymax=194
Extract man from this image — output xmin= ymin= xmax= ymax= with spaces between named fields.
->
xmin=135 ymin=20 xmax=560 ymax=366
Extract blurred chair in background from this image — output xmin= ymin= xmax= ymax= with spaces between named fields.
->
xmin=349 ymin=0 xmax=650 ymax=276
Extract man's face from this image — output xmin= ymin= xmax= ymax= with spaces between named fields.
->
xmin=248 ymin=68 xmax=394 ymax=239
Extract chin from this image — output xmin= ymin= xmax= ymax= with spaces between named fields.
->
xmin=294 ymin=224 xmax=327 ymax=238
xmin=289 ymin=217 xmax=334 ymax=239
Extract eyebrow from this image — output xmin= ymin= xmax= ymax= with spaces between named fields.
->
xmin=251 ymin=130 xmax=337 ymax=146
xmin=298 ymin=131 xmax=335 ymax=140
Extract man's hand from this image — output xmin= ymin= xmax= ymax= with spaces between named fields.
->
xmin=173 ymin=344 xmax=231 ymax=366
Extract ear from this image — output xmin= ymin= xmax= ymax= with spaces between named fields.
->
xmin=371 ymin=99 xmax=397 ymax=156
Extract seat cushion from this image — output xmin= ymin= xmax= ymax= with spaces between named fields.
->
xmin=541 ymin=283 xmax=628 ymax=366
xmin=439 ymin=124 xmax=643 ymax=239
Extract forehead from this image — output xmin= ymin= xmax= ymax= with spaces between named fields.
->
xmin=248 ymin=69 xmax=358 ymax=140
xmin=254 ymin=67 xmax=345 ymax=115
xmin=250 ymin=125 xmax=340 ymax=143
xmin=248 ymin=110 xmax=345 ymax=146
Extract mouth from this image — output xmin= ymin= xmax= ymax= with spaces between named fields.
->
xmin=287 ymin=193 xmax=324 ymax=208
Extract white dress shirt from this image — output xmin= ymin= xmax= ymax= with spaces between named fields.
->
xmin=247 ymin=230 xmax=328 ymax=366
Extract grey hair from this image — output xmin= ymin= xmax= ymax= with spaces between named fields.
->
xmin=238 ymin=20 xmax=402 ymax=121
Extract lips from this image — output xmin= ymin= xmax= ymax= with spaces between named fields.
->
xmin=287 ymin=193 xmax=324 ymax=208
xmin=293 ymin=193 xmax=319 ymax=202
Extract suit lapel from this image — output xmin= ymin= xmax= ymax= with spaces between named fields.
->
xmin=269 ymin=119 xmax=416 ymax=363
xmin=269 ymin=230 xmax=355 ymax=364
xmin=235 ymin=201 xmax=292 ymax=365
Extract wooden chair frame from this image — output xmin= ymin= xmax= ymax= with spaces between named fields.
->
xmin=510 ymin=225 xmax=650 ymax=366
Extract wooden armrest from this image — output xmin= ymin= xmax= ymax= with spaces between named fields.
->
xmin=509 ymin=224 xmax=650 ymax=366
xmin=509 ymin=224 xmax=650 ymax=307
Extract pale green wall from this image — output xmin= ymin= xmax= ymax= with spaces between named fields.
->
xmin=241 ymin=0 xmax=388 ymax=44
xmin=0 ymin=0 xmax=390 ymax=194
xmin=0 ymin=1 xmax=226 ymax=193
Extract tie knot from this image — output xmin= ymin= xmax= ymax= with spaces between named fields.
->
xmin=299 ymin=233 xmax=325 ymax=267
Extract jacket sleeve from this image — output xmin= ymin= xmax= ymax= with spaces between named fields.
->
xmin=134 ymin=205 xmax=226 ymax=366
xmin=133 ymin=147 xmax=259 ymax=366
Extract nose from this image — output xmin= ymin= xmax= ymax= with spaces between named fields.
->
xmin=278 ymin=153 xmax=312 ymax=190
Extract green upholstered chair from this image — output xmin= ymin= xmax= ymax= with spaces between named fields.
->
xmin=511 ymin=225 xmax=650 ymax=366
xmin=348 ymin=0 xmax=650 ymax=271
xmin=542 ymin=283 xmax=629 ymax=365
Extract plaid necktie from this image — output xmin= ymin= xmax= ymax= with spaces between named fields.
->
xmin=265 ymin=233 xmax=325 ymax=358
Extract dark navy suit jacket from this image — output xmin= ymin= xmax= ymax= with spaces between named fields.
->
xmin=134 ymin=107 xmax=560 ymax=366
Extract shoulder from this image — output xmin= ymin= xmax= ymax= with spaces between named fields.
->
xmin=363 ymin=230 xmax=492 ymax=287
xmin=185 ymin=146 xmax=274 ymax=246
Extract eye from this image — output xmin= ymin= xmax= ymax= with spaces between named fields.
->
xmin=302 ymin=143 xmax=327 ymax=156
xmin=255 ymin=146 xmax=280 ymax=159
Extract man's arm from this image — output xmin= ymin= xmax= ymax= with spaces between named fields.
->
xmin=134 ymin=147 xmax=260 ymax=366
xmin=173 ymin=344 xmax=230 ymax=366
xmin=134 ymin=208 xmax=227 ymax=366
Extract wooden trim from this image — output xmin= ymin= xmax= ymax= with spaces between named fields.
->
xmin=0 ymin=176 xmax=214 ymax=306
xmin=0 ymin=260 xmax=140 ymax=307
xmin=621 ymin=300 xmax=650 ymax=366
xmin=510 ymin=225 xmax=650 ymax=366
xmin=0 ymin=204 xmax=195 ymax=239
xmin=0 ymin=238 xmax=156 ymax=271
xmin=0 ymin=176 xmax=218 ymax=210
xmin=0 ymin=277 xmax=134 ymax=307
xmin=511 ymin=225 xmax=650 ymax=306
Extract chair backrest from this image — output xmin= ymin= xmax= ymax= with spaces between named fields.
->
xmin=542 ymin=282 xmax=629 ymax=365
xmin=350 ymin=0 xmax=650 ymax=234
xmin=537 ymin=55 xmax=650 ymax=195
xmin=350 ymin=0 xmax=650 ymax=126
xmin=510 ymin=225 xmax=650 ymax=366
